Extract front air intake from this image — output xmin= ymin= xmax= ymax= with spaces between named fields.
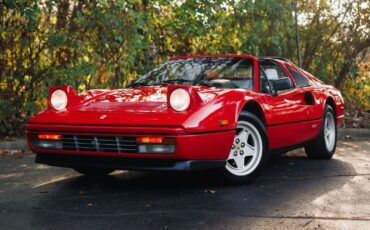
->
xmin=61 ymin=135 xmax=138 ymax=153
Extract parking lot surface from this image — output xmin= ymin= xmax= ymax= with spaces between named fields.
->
xmin=0 ymin=140 xmax=369 ymax=229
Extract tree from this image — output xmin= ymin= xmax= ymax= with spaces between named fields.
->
xmin=0 ymin=0 xmax=368 ymax=137
xmin=298 ymin=0 xmax=369 ymax=88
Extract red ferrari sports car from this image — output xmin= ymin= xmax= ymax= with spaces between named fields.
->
xmin=26 ymin=55 xmax=344 ymax=183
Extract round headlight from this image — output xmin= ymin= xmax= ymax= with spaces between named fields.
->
xmin=50 ymin=89 xmax=68 ymax=111
xmin=169 ymin=88 xmax=191 ymax=112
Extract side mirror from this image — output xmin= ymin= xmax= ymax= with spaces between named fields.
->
xmin=270 ymin=77 xmax=292 ymax=95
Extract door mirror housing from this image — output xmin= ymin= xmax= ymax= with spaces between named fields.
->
xmin=270 ymin=77 xmax=293 ymax=95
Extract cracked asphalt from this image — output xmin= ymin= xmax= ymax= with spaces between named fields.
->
xmin=0 ymin=140 xmax=369 ymax=230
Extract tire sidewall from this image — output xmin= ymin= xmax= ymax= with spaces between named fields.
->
xmin=322 ymin=105 xmax=337 ymax=156
xmin=221 ymin=111 xmax=269 ymax=184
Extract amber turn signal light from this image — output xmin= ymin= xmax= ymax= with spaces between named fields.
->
xmin=218 ymin=119 xmax=229 ymax=126
xmin=136 ymin=137 xmax=175 ymax=145
xmin=38 ymin=134 xmax=62 ymax=140
xmin=136 ymin=137 xmax=176 ymax=154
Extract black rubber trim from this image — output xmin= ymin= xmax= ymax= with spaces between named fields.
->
xmin=269 ymin=140 xmax=311 ymax=155
xmin=35 ymin=153 xmax=226 ymax=171
xmin=266 ymin=118 xmax=321 ymax=127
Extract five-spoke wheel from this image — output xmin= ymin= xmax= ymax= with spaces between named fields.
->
xmin=305 ymin=104 xmax=337 ymax=159
xmin=221 ymin=112 xmax=268 ymax=184
xmin=226 ymin=121 xmax=263 ymax=176
xmin=324 ymin=112 xmax=336 ymax=152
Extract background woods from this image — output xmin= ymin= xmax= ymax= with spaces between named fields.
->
xmin=0 ymin=0 xmax=369 ymax=137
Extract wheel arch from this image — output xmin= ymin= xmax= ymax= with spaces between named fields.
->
xmin=325 ymin=96 xmax=336 ymax=121
xmin=240 ymin=101 xmax=266 ymax=125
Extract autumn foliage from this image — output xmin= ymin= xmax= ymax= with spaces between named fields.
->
xmin=0 ymin=0 xmax=369 ymax=137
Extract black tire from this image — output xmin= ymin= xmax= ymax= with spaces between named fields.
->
xmin=73 ymin=167 xmax=114 ymax=177
xmin=220 ymin=111 xmax=269 ymax=185
xmin=305 ymin=104 xmax=337 ymax=159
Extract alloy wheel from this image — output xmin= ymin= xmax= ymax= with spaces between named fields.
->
xmin=226 ymin=121 xmax=263 ymax=176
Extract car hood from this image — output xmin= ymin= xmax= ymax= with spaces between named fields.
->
xmin=29 ymin=86 xmax=240 ymax=128
xmin=77 ymin=86 xmax=168 ymax=113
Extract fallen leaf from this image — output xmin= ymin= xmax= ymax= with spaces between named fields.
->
xmin=205 ymin=189 xmax=216 ymax=194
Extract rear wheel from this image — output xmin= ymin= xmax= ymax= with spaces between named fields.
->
xmin=221 ymin=112 xmax=269 ymax=184
xmin=305 ymin=105 xmax=337 ymax=159
xmin=73 ymin=167 xmax=114 ymax=177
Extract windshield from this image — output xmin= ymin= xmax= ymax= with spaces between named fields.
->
xmin=130 ymin=57 xmax=254 ymax=90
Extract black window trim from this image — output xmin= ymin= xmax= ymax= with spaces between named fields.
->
xmin=259 ymin=64 xmax=274 ymax=94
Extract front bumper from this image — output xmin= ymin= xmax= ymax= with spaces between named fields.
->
xmin=27 ymin=124 xmax=235 ymax=163
xmin=36 ymin=153 xmax=226 ymax=171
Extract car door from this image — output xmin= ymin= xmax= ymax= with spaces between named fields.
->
xmin=260 ymin=61 xmax=321 ymax=149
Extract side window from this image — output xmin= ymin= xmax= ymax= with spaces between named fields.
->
xmin=288 ymin=67 xmax=310 ymax=87
xmin=259 ymin=68 xmax=272 ymax=94
xmin=261 ymin=61 xmax=289 ymax=80
xmin=217 ymin=58 xmax=254 ymax=90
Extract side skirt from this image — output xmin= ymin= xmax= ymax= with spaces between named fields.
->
xmin=268 ymin=140 xmax=311 ymax=155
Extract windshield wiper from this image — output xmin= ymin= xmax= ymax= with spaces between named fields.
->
xmin=128 ymin=79 xmax=193 ymax=88
xmin=194 ymin=80 xmax=213 ymax=87
xmin=127 ymin=82 xmax=148 ymax=88
xmin=159 ymin=79 xmax=193 ymax=85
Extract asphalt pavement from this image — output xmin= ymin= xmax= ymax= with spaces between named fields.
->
xmin=0 ymin=140 xmax=369 ymax=230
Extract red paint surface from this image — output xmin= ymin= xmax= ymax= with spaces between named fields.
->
xmin=27 ymin=130 xmax=235 ymax=160
xmin=27 ymin=55 xmax=344 ymax=162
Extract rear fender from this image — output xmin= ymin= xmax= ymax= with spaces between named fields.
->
xmin=323 ymin=89 xmax=345 ymax=125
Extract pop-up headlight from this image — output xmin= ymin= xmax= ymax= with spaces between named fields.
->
xmin=50 ymin=89 xmax=68 ymax=111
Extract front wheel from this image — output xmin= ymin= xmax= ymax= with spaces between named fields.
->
xmin=221 ymin=112 xmax=269 ymax=184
